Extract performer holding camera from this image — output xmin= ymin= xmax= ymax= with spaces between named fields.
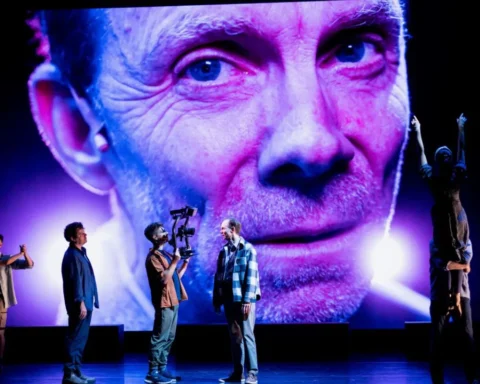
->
xmin=213 ymin=219 xmax=261 ymax=384
xmin=144 ymin=222 xmax=189 ymax=384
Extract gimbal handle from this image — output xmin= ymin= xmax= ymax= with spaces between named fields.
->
xmin=170 ymin=216 xmax=180 ymax=251
xmin=183 ymin=216 xmax=192 ymax=252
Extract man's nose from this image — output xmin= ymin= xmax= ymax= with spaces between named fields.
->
xmin=258 ymin=82 xmax=354 ymax=188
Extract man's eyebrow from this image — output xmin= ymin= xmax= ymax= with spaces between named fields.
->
xmin=328 ymin=0 xmax=404 ymax=35
xmin=146 ymin=13 xmax=260 ymax=60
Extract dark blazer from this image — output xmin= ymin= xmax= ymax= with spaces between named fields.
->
xmin=62 ymin=245 xmax=99 ymax=315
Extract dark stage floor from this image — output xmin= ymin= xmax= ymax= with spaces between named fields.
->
xmin=0 ymin=353 xmax=468 ymax=383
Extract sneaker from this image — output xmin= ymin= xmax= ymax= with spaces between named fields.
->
xmin=219 ymin=373 xmax=245 ymax=383
xmin=62 ymin=372 xmax=88 ymax=384
xmin=77 ymin=371 xmax=96 ymax=383
xmin=161 ymin=369 xmax=181 ymax=382
xmin=246 ymin=372 xmax=258 ymax=384
xmin=144 ymin=369 xmax=174 ymax=384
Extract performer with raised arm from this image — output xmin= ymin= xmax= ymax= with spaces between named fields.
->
xmin=411 ymin=114 xmax=479 ymax=384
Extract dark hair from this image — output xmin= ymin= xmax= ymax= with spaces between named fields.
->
xmin=64 ymin=222 xmax=84 ymax=242
xmin=434 ymin=146 xmax=452 ymax=162
xmin=28 ymin=9 xmax=104 ymax=101
xmin=144 ymin=222 xmax=164 ymax=244
xmin=227 ymin=218 xmax=241 ymax=234
xmin=0 ymin=234 xmax=3 ymax=242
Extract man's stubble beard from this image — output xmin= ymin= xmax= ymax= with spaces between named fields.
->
xmin=115 ymin=146 xmax=403 ymax=324
xmin=190 ymin=167 xmax=392 ymax=323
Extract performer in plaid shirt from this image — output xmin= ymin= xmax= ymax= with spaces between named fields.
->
xmin=213 ymin=218 xmax=261 ymax=384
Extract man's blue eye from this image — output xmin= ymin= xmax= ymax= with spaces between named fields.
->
xmin=335 ymin=41 xmax=366 ymax=63
xmin=186 ymin=59 xmax=222 ymax=81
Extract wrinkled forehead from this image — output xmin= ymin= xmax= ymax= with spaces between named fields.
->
xmin=104 ymin=0 xmax=404 ymax=66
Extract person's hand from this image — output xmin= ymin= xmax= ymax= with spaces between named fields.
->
xmin=79 ymin=301 xmax=87 ymax=320
xmin=241 ymin=303 xmax=251 ymax=320
xmin=464 ymin=264 xmax=471 ymax=273
xmin=457 ymin=113 xmax=467 ymax=130
xmin=19 ymin=244 xmax=27 ymax=254
xmin=173 ymin=248 xmax=181 ymax=260
xmin=410 ymin=115 xmax=421 ymax=133
xmin=454 ymin=293 xmax=462 ymax=317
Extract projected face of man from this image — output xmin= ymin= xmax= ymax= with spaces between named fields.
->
xmin=29 ymin=0 xmax=409 ymax=323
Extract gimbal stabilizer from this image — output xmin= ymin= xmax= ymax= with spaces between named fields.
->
xmin=168 ymin=206 xmax=197 ymax=259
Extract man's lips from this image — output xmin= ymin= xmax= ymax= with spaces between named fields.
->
xmin=245 ymin=221 xmax=375 ymax=288
xmin=248 ymin=220 xmax=363 ymax=253
xmin=250 ymin=224 xmax=356 ymax=245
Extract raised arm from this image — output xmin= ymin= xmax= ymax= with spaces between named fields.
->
xmin=177 ymin=257 xmax=190 ymax=279
xmin=161 ymin=248 xmax=181 ymax=284
xmin=0 ymin=251 xmax=23 ymax=266
xmin=410 ymin=115 xmax=428 ymax=167
xmin=149 ymin=250 xmax=181 ymax=285
xmin=15 ymin=244 xmax=34 ymax=268
xmin=456 ymin=113 xmax=467 ymax=164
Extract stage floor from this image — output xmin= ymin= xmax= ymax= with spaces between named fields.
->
xmin=0 ymin=353 xmax=467 ymax=383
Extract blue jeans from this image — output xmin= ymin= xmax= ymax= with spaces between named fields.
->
xmin=64 ymin=311 xmax=92 ymax=375
xmin=224 ymin=301 xmax=258 ymax=375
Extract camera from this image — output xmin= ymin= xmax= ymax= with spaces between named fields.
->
xmin=168 ymin=206 xmax=197 ymax=259
xmin=170 ymin=206 xmax=197 ymax=218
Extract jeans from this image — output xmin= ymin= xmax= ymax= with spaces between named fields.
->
xmin=64 ymin=311 xmax=92 ymax=375
xmin=429 ymin=298 xmax=477 ymax=384
xmin=224 ymin=301 xmax=258 ymax=375
xmin=149 ymin=305 xmax=179 ymax=371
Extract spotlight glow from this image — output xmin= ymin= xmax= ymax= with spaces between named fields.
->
xmin=371 ymin=235 xmax=405 ymax=281
xmin=371 ymin=278 xmax=430 ymax=317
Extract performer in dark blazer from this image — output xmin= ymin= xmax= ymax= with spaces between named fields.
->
xmin=61 ymin=222 xmax=99 ymax=384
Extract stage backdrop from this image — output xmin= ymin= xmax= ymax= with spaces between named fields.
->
xmin=1 ymin=1 xmax=478 ymax=330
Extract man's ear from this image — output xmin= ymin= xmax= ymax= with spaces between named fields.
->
xmin=28 ymin=62 xmax=114 ymax=195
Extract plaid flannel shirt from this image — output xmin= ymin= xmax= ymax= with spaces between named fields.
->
xmin=213 ymin=237 xmax=261 ymax=306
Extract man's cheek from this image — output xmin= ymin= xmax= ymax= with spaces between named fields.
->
xmin=161 ymin=103 xmax=261 ymax=189
xmin=339 ymin=89 xmax=404 ymax=141
xmin=360 ymin=119 xmax=404 ymax=169
xmin=150 ymin=118 xmax=235 ymax=198
xmin=102 ymin=93 xmax=183 ymax=159
xmin=373 ymin=90 xmax=408 ymax=159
